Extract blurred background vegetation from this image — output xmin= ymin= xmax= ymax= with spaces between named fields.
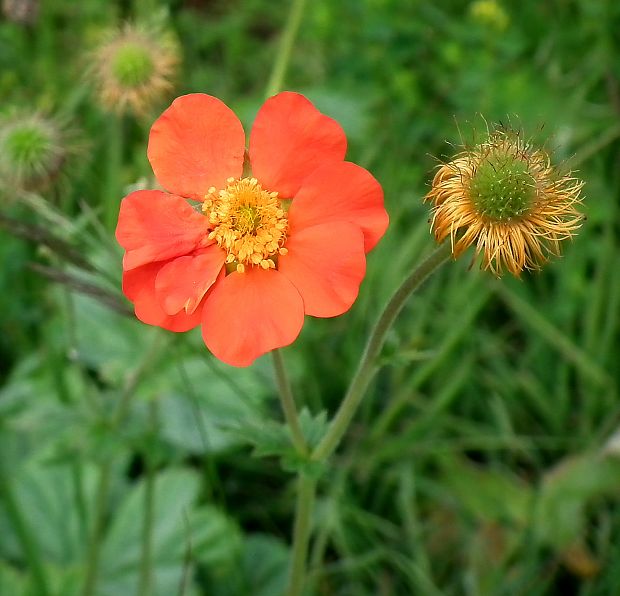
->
xmin=1 ymin=0 xmax=619 ymax=594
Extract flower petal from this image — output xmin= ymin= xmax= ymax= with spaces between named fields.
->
xmin=123 ymin=261 xmax=203 ymax=332
xmin=155 ymin=247 xmax=226 ymax=316
xmin=201 ymin=268 xmax=304 ymax=367
xmin=249 ymin=92 xmax=347 ymax=198
xmin=288 ymin=161 xmax=389 ymax=252
xmin=116 ymin=190 xmax=210 ymax=270
xmin=279 ymin=222 xmax=366 ymax=318
xmin=147 ymin=94 xmax=245 ymax=197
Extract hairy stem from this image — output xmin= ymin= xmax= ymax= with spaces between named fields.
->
xmin=286 ymin=474 xmax=317 ymax=596
xmin=312 ymin=243 xmax=452 ymax=462
xmin=138 ymin=400 xmax=158 ymax=596
xmin=264 ymin=0 xmax=308 ymax=98
xmin=272 ymin=349 xmax=307 ymax=455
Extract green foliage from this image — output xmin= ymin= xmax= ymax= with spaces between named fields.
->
xmin=99 ymin=469 xmax=241 ymax=596
xmin=229 ymin=407 xmax=328 ymax=475
xmin=1 ymin=0 xmax=620 ymax=594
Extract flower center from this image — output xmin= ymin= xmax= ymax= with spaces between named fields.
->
xmin=112 ymin=42 xmax=155 ymax=88
xmin=468 ymin=150 xmax=537 ymax=221
xmin=0 ymin=116 xmax=63 ymax=189
xmin=4 ymin=122 xmax=55 ymax=170
xmin=203 ymin=177 xmax=288 ymax=273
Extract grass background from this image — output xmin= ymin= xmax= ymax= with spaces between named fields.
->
xmin=1 ymin=0 xmax=619 ymax=594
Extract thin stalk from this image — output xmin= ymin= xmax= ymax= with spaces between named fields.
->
xmin=494 ymin=282 xmax=612 ymax=389
xmin=104 ymin=115 xmax=123 ymax=231
xmin=138 ymin=400 xmax=158 ymax=596
xmin=565 ymin=123 xmax=620 ymax=169
xmin=0 ymin=465 xmax=50 ymax=596
xmin=272 ymin=349 xmax=307 ymax=455
xmin=81 ymin=333 xmax=166 ymax=596
xmin=264 ymin=0 xmax=308 ymax=98
xmin=286 ymin=474 xmax=317 ymax=596
xmin=81 ymin=465 xmax=112 ymax=596
xmin=312 ymin=243 xmax=452 ymax=462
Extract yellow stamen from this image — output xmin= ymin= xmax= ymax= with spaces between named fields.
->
xmin=203 ymin=177 xmax=288 ymax=272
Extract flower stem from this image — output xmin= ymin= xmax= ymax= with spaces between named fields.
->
xmin=264 ymin=0 xmax=308 ymax=98
xmin=286 ymin=474 xmax=317 ymax=596
xmin=565 ymin=123 xmax=620 ymax=169
xmin=104 ymin=114 xmax=123 ymax=231
xmin=272 ymin=349 xmax=307 ymax=455
xmin=311 ymin=242 xmax=452 ymax=463
xmin=81 ymin=464 xmax=112 ymax=596
xmin=138 ymin=400 xmax=158 ymax=596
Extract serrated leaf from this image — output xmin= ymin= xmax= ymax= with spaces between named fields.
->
xmin=99 ymin=468 xmax=241 ymax=596
xmin=297 ymin=408 xmax=328 ymax=449
xmin=72 ymin=293 xmax=156 ymax=385
xmin=225 ymin=416 xmax=289 ymax=459
xmin=228 ymin=408 xmax=329 ymax=458
xmin=101 ymin=469 xmax=201 ymax=572
xmin=141 ymin=355 xmax=272 ymax=454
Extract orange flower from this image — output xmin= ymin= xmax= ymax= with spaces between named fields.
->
xmin=116 ymin=92 xmax=389 ymax=366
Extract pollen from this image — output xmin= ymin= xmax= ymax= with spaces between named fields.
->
xmin=203 ymin=177 xmax=288 ymax=273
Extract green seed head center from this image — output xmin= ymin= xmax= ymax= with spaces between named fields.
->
xmin=235 ymin=204 xmax=260 ymax=234
xmin=469 ymin=152 xmax=537 ymax=221
xmin=5 ymin=125 xmax=52 ymax=168
xmin=112 ymin=43 xmax=155 ymax=88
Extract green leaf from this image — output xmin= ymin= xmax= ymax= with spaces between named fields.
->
xmin=0 ymin=459 xmax=98 ymax=565
xmin=100 ymin=468 xmax=241 ymax=596
xmin=535 ymin=452 xmax=620 ymax=548
xmin=226 ymin=407 xmax=329 ymax=475
xmin=226 ymin=416 xmax=289 ymax=459
xmin=71 ymin=293 xmax=156 ymax=385
xmin=210 ymin=534 xmax=290 ymax=596
xmin=142 ymin=355 xmax=273 ymax=454
xmin=0 ymin=351 xmax=126 ymax=469
xmin=439 ymin=457 xmax=533 ymax=526
xmin=228 ymin=408 xmax=329 ymax=457
xmin=0 ymin=563 xmax=27 ymax=596
xmin=298 ymin=408 xmax=329 ymax=449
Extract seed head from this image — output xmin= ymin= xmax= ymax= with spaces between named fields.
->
xmin=425 ymin=127 xmax=584 ymax=276
xmin=90 ymin=23 xmax=180 ymax=116
xmin=0 ymin=112 xmax=67 ymax=193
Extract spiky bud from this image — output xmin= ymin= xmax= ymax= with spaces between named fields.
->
xmin=0 ymin=112 xmax=66 ymax=192
xmin=90 ymin=23 xmax=180 ymax=116
xmin=425 ymin=128 xmax=584 ymax=276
